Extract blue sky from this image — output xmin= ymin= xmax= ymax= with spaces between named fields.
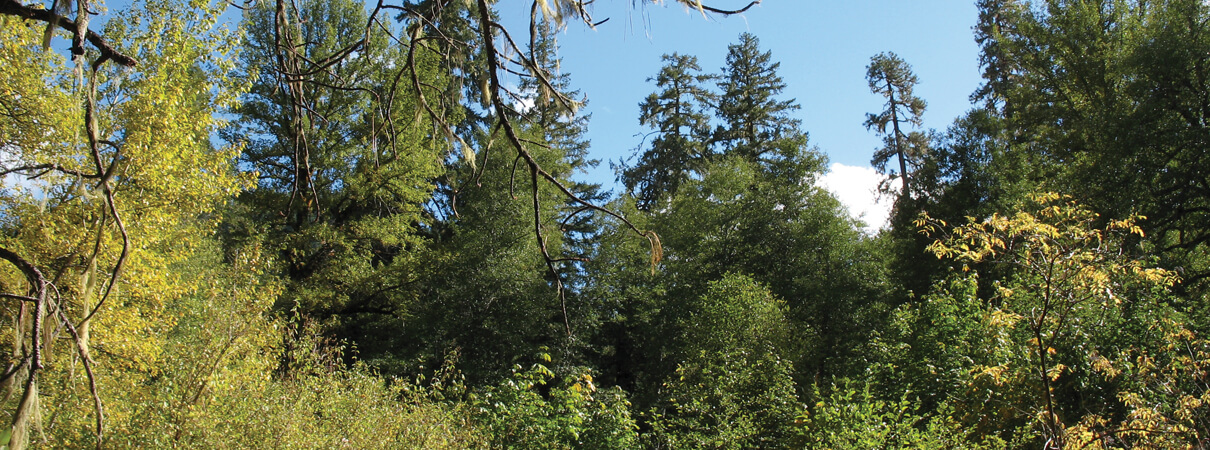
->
xmin=509 ymin=1 xmax=985 ymax=230
xmin=96 ymin=0 xmax=983 ymax=230
xmin=538 ymin=0 xmax=984 ymax=179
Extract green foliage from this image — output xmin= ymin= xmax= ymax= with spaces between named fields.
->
xmin=589 ymin=37 xmax=892 ymax=435
xmin=405 ymin=142 xmax=570 ymax=380
xmin=469 ymin=361 xmax=638 ymax=449
xmin=647 ymin=349 xmax=800 ymax=449
xmin=680 ymin=273 xmax=790 ymax=357
xmin=956 ymin=0 xmax=1210 ymax=302
xmin=866 ymin=51 xmax=930 ymax=199
xmin=623 ymin=53 xmax=715 ymax=210
xmin=400 ymin=22 xmax=603 ymax=382
xmin=222 ymin=0 xmax=449 ymax=371
xmin=9 ymin=0 xmax=1210 ymax=446
xmin=100 ymin=241 xmax=481 ymax=448
xmin=654 ymin=154 xmax=887 ymax=379
xmin=797 ymin=379 xmax=1007 ymax=449
xmin=714 ymin=33 xmax=803 ymax=163
xmin=651 ymin=274 xmax=798 ymax=448
xmin=913 ymin=193 xmax=1206 ymax=447
xmin=868 ymin=274 xmax=997 ymax=412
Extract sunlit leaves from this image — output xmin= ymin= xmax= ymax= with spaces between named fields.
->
xmin=470 ymin=362 xmax=639 ymax=449
xmin=0 ymin=0 xmax=251 ymax=444
xmin=917 ymin=192 xmax=1200 ymax=446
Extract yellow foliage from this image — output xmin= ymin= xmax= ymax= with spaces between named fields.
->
xmin=918 ymin=193 xmax=1201 ymax=447
xmin=0 ymin=0 xmax=255 ymax=445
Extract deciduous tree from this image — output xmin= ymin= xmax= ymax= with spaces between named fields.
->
xmin=918 ymin=193 xmax=1203 ymax=446
xmin=0 ymin=0 xmax=246 ymax=445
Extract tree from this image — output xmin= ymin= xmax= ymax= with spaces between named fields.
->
xmin=400 ymin=21 xmax=605 ymax=383
xmin=971 ymin=0 xmax=1027 ymax=111
xmin=646 ymin=274 xmax=800 ymax=448
xmin=589 ymin=37 xmax=891 ymax=425
xmin=221 ymin=0 xmax=448 ymax=369
xmin=882 ymin=107 xmax=1038 ymax=301
xmin=655 ymin=154 xmax=886 ymax=380
xmin=0 ymin=0 xmax=246 ymax=445
xmin=213 ymin=1 xmax=751 ymax=343
xmin=364 ymin=0 xmax=751 ymax=290
xmin=865 ymin=51 xmax=928 ymax=200
xmin=622 ymin=53 xmax=715 ymax=211
xmin=918 ymin=193 xmax=1203 ymax=446
xmin=714 ymin=32 xmax=805 ymax=164
xmin=519 ymin=18 xmax=606 ymax=280
xmin=958 ymin=0 xmax=1210 ymax=317
xmin=1114 ymin=0 xmax=1210 ymax=304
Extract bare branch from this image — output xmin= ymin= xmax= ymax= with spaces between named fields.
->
xmin=0 ymin=0 xmax=136 ymax=67
xmin=0 ymin=293 xmax=38 ymax=303
xmin=0 ymin=164 xmax=102 ymax=180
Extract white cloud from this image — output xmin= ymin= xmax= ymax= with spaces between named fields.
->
xmin=513 ymin=95 xmax=537 ymax=113
xmin=816 ymin=162 xmax=893 ymax=234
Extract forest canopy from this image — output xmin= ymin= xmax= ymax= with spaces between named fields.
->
xmin=0 ymin=0 xmax=1207 ymax=448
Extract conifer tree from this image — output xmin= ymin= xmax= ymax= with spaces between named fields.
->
xmin=523 ymin=21 xmax=605 ymax=250
xmin=404 ymin=20 xmax=603 ymax=381
xmin=622 ymin=53 xmax=715 ymax=211
xmin=221 ymin=0 xmax=447 ymax=368
xmin=714 ymin=33 xmax=802 ymax=162
xmin=972 ymin=0 xmax=1027 ymax=111
xmin=866 ymin=51 xmax=928 ymax=199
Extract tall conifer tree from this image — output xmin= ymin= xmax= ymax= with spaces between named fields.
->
xmin=866 ymin=52 xmax=928 ymax=200
xmin=221 ymin=0 xmax=448 ymax=369
xmin=714 ymin=33 xmax=802 ymax=162
xmin=623 ymin=53 xmax=715 ymax=211
xmin=403 ymin=20 xmax=603 ymax=381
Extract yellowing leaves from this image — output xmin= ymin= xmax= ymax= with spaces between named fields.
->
xmin=918 ymin=192 xmax=1198 ymax=446
xmin=988 ymin=308 xmax=1022 ymax=327
xmin=0 ymin=0 xmax=254 ymax=443
xmin=978 ymin=365 xmax=1009 ymax=385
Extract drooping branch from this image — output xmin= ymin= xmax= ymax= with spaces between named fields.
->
xmin=0 ymin=3 xmax=136 ymax=442
xmin=671 ymin=0 xmax=761 ymax=15
xmin=474 ymin=0 xmax=665 ymax=335
xmin=257 ymin=0 xmax=750 ymax=334
xmin=78 ymin=64 xmax=128 ymax=330
xmin=54 ymin=291 xmax=104 ymax=449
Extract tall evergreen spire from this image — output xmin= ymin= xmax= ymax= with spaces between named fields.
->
xmin=521 ymin=20 xmax=593 ymax=177
xmin=714 ymin=33 xmax=802 ymax=162
xmin=622 ymin=53 xmax=715 ymax=211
